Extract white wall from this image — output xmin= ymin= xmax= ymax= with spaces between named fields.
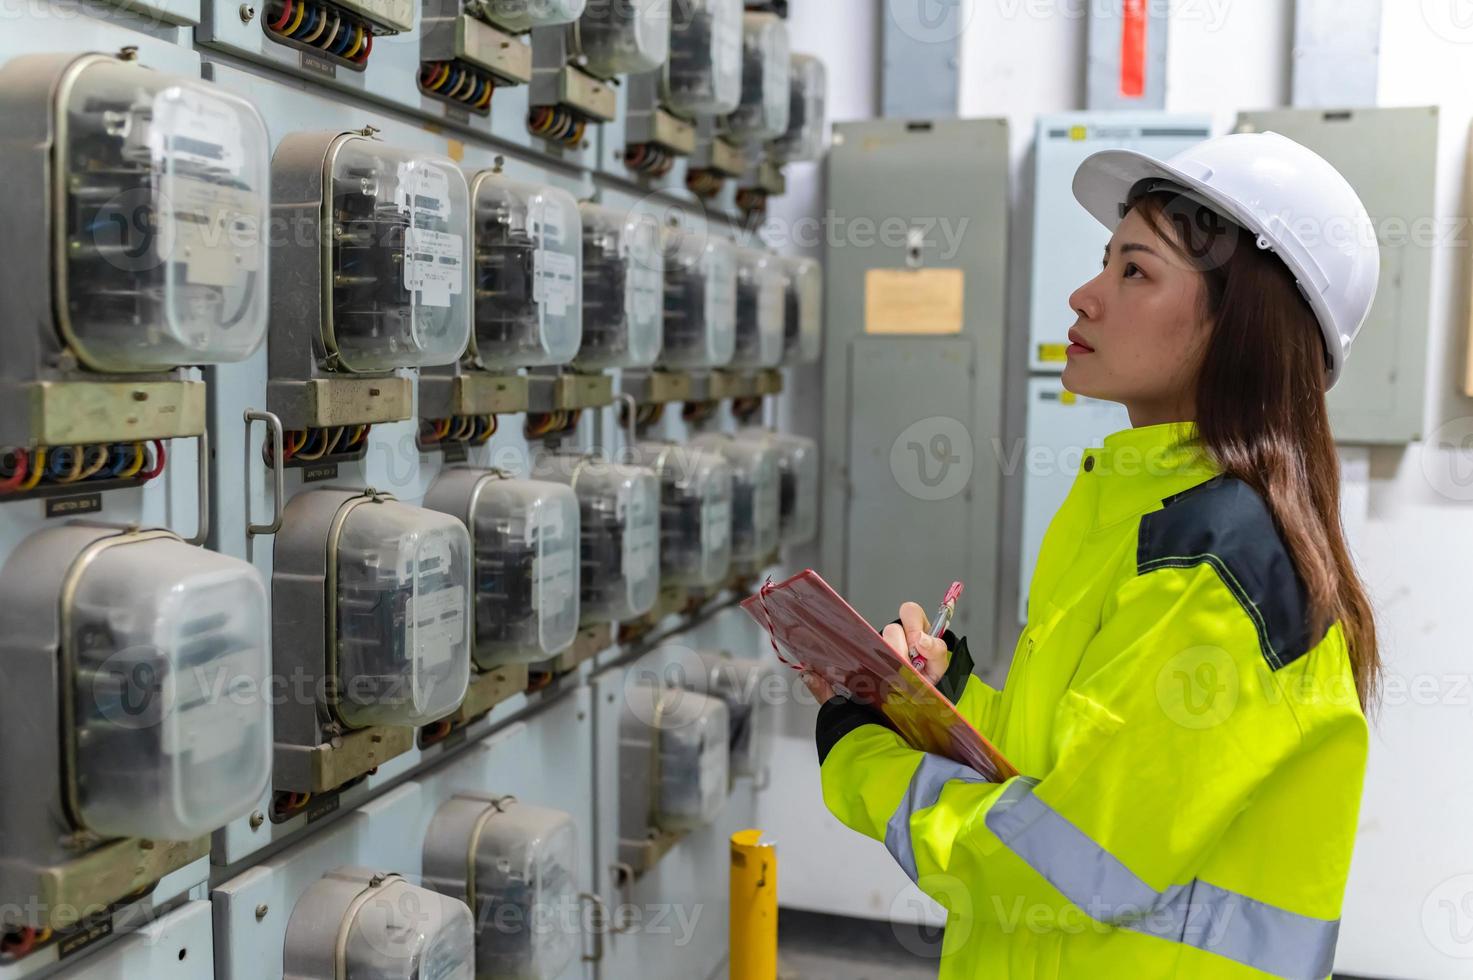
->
xmin=757 ymin=6 xmax=1473 ymax=976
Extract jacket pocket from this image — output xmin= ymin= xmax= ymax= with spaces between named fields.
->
xmin=1043 ymin=689 xmax=1125 ymax=802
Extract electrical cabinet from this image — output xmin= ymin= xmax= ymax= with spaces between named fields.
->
xmin=1026 ymin=112 xmax=1212 ymax=372
xmin=1235 ymin=106 xmax=1438 ymax=444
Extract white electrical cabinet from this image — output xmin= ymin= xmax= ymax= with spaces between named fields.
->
xmin=1026 ymin=113 xmax=1213 ymax=372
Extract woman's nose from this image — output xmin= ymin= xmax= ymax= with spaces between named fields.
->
xmin=1068 ymin=276 xmax=1103 ymax=321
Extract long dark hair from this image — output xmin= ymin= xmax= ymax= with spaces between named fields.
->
xmin=1128 ymin=187 xmax=1380 ymax=712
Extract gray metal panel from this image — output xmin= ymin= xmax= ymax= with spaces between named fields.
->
xmin=1292 ymin=0 xmax=1381 ymax=108
xmin=881 ymin=0 xmax=960 ymax=118
xmin=1236 ymin=106 xmax=1438 ymax=445
xmin=1086 ymin=0 xmax=1168 ymax=111
xmin=822 ymin=117 xmax=1010 ymax=645
xmin=846 ymin=338 xmax=974 ymax=629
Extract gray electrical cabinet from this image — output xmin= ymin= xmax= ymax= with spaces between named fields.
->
xmin=821 ymin=118 xmax=1010 ymax=641
xmin=1236 ymin=106 xmax=1438 ymax=445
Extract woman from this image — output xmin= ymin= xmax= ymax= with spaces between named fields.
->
xmin=806 ymin=132 xmax=1380 ymax=980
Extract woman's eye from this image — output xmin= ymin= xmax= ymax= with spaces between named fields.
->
xmin=1123 ymin=262 xmax=1143 ymax=278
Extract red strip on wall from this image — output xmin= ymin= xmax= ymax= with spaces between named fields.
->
xmin=1120 ymin=0 xmax=1147 ymax=98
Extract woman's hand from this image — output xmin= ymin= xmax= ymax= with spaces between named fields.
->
xmin=800 ymin=670 xmax=834 ymax=703
xmin=881 ymin=601 xmax=950 ymax=686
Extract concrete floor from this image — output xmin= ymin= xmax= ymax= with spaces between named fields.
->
xmin=777 ymin=909 xmax=942 ymax=980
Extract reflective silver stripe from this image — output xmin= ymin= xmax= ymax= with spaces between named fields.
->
xmin=884 ymin=754 xmax=988 ymax=884
xmin=984 ymin=779 xmax=1339 ymax=980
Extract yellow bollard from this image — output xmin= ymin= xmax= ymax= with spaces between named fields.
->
xmin=730 ymin=828 xmax=778 ymax=980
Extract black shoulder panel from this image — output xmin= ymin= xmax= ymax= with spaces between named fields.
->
xmin=1136 ymin=475 xmax=1324 ymax=671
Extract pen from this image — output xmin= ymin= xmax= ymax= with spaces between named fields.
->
xmin=910 ymin=580 xmax=964 ymax=672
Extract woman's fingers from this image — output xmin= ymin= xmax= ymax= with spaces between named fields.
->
xmin=898 ymin=601 xmax=932 ymax=646
xmin=880 ymin=622 xmax=908 ymax=659
xmin=801 ymin=670 xmax=834 ymax=703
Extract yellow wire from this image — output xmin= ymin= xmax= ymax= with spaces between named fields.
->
xmin=53 ymin=446 xmax=85 ymax=484
xmin=118 ymin=443 xmax=145 ymax=478
xmin=19 ymin=448 xmax=46 ymax=491
xmin=284 ymin=0 xmax=306 ymax=34
xmin=78 ymin=445 xmax=110 ymax=480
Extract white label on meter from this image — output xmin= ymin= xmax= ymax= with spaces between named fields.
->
xmin=629 ymin=264 xmax=662 ymax=324
xmin=532 ymin=549 xmax=576 ymax=613
xmin=154 ymin=88 xmax=244 ymax=176
xmin=713 ymin=13 xmax=741 ymax=85
xmin=411 ymin=585 xmax=466 ymax=670
xmin=398 ymin=163 xmax=452 ymax=220
xmin=405 ymin=227 xmax=465 ymax=308
xmin=704 ymin=498 xmax=730 ymax=551
xmin=625 ymin=518 xmax=658 ymax=585
xmin=530 ymin=195 xmax=567 ymax=247
xmin=535 ymin=249 xmax=577 ymax=318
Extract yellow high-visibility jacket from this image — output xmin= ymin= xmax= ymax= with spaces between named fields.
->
xmin=816 ymin=420 xmax=1368 ymax=979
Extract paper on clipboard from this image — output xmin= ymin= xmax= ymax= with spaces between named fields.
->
xmin=742 ymin=569 xmax=1017 ymax=782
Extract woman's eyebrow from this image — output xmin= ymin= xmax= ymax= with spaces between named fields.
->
xmin=1103 ymin=241 xmax=1162 ymax=261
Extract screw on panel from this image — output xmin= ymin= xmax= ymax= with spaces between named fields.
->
xmin=239 ymin=3 xmax=255 ymax=20
xmin=249 ymin=811 xmax=264 ymax=831
xmin=255 ymin=904 xmax=268 ymax=922
xmin=118 ymin=46 xmax=139 ymax=62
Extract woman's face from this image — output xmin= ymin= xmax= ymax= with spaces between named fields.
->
xmin=1061 ymin=206 xmax=1213 ymax=422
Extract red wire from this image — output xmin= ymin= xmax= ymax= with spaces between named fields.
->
xmin=0 ymin=449 xmax=28 ymax=494
xmin=268 ymin=0 xmax=293 ymax=29
xmin=139 ymin=440 xmax=167 ymax=481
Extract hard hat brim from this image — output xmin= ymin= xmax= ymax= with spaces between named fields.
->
xmin=1071 ymin=147 xmax=1347 ymax=388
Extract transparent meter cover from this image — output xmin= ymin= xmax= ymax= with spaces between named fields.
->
xmin=725 ymin=13 xmax=790 ymax=141
xmin=730 ymin=247 xmax=784 ymax=369
xmin=466 ymin=0 xmax=585 ymax=32
xmin=691 ymin=433 xmax=779 ymax=566
xmin=576 ymin=0 xmax=672 ymax=78
xmin=740 ymin=428 xmax=819 ymax=546
xmin=574 ymin=203 xmax=664 ymax=370
xmin=469 ymin=174 xmax=583 ymax=370
xmin=326 ymin=138 xmax=471 ymax=373
xmin=697 ymin=652 xmax=772 ymax=779
xmin=770 ymin=54 xmax=827 ymax=163
xmin=468 ymin=477 xmax=581 ymax=666
xmin=627 ymin=682 xmax=730 ymax=832
xmin=424 ymin=797 xmax=579 ymax=980
xmin=662 ymin=0 xmax=743 ymax=117
xmin=333 ymin=499 xmax=472 ymax=728
xmin=660 ymin=226 xmax=737 ymax=369
xmin=781 ymin=255 xmax=822 ymax=365
xmin=67 ymin=535 xmax=270 ymax=842
xmin=636 ymin=441 xmax=733 ymax=588
xmin=58 ymin=59 xmax=269 ymax=373
xmin=532 ymin=454 xmax=660 ymax=623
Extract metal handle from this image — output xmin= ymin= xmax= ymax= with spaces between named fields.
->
xmin=184 ymin=427 xmax=211 ymax=547
xmin=615 ymin=392 xmax=638 ymax=450
xmin=610 ymin=862 xmax=636 ymax=934
xmin=579 ymin=891 xmax=607 ymax=964
xmin=245 ymin=410 xmax=284 ymax=537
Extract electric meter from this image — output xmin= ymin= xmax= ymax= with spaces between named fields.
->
xmin=466 ymin=0 xmax=585 ymax=32
xmin=271 ymin=132 xmax=471 ymax=374
xmin=273 ymin=489 xmax=473 ymax=762
xmin=575 ymin=202 xmax=665 ymax=371
xmin=690 ymin=433 xmax=779 ymax=569
xmin=730 ymin=247 xmax=785 ymax=369
xmin=423 ymin=796 xmax=579 ymax=980
xmin=635 ymin=441 xmax=734 ymax=588
xmin=781 ymin=255 xmax=822 ymax=365
xmin=690 ymin=652 xmax=772 ymax=779
xmin=284 ymin=868 xmax=475 ymax=980
xmin=660 ymin=226 xmax=737 ymax=370
xmin=740 ymin=428 xmax=819 ymax=546
xmin=468 ymin=174 xmax=584 ymax=370
xmin=423 ymin=469 xmax=581 ymax=667
xmin=771 ymin=54 xmax=827 ymax=163
xmin=622 ymin=682 xmax=729 ymax=832
xmin=0 ymin=526 xmax=270 ymax=844
xmin=575 ymin=0 xmax=671 ymax=78
xmin=0 ymin=52 xmax=270 ymax=374
xmin=662 ymin=0 xmax=743 ymax=117
xmin=532 ymin=454 xmax=660 ymax=624
xmin=725 ymin=13 xmax=790 ymax=142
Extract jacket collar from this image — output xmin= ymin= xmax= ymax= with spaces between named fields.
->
xmin=1084 ymin=420 xmax=1221 ymax=528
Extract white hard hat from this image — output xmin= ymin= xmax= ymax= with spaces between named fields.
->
xmin=1072 ymin=131 xmax=1380 ymax=389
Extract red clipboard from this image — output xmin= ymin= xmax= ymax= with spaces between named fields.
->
xmin=742 ymin=569 xmax=1017 ymax=782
